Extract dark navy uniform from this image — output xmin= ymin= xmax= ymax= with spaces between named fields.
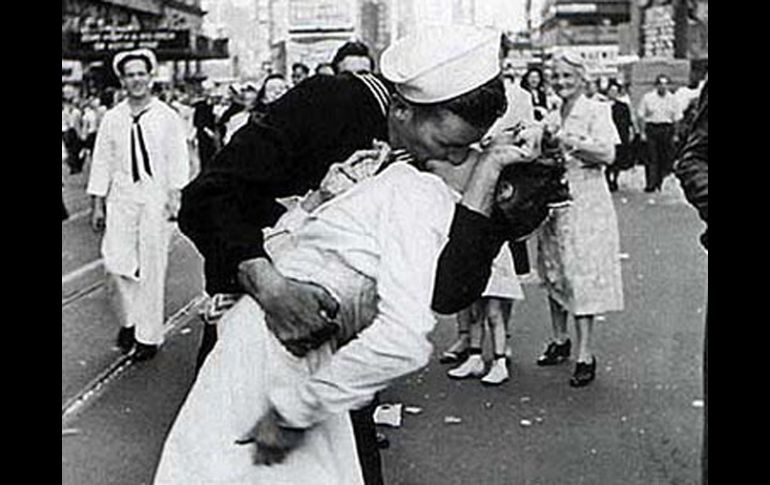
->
xmin=179 ymin=72 xmax=506 ymax=485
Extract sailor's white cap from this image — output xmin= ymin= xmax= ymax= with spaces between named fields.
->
xmin=381 ymin=25 xmax=502 ymax=104
xmin=112 ymin=48 xmax=158 ymax=77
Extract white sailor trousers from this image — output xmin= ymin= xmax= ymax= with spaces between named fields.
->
xmin=103 ymin=181 xmax=173 ymax=346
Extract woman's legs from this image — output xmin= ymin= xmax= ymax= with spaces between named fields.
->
xmin=447 ymin=301 xmax=486 ymax=378
xmin=570 ymin=314 xmax=597 ymax=387
xmin=549 ymin=296 xmax=570 ymax=343
xmin=439 ymin=308 xmax=472 ymax=363
xmin=574 ymin=314 xmax=594 ymax=363
xmin=486 ymin=298 xmax=512 ymax=358
xmin=536 ymin=296 xmax=571 ymax=366
xmin=481 ymin=298 xmax=512 ymax=385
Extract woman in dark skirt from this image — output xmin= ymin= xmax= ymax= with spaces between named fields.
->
xmin=604 ymin=82 xmax=634 ymax=192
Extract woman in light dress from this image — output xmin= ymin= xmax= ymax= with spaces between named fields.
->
xmin=534 ymin=53 xmax=624 ymax=387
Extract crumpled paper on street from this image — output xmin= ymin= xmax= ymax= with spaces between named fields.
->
xmin=373 ymin=403 xmax=402 ymax=428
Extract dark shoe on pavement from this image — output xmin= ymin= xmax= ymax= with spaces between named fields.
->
xmin=439 ymin=337 xmax=470 ymax=364
xmin=439 ymin=347 xmax=470 ymax=365
xmin=132 ymin=342 xmax=158 ymax=362
xmin=116 ymin=327 xmax=136 ymax=354
xmin=569 ymin=357 xmax=597 ymax=388
xmin=536 ymin=339 xmax=571 ymax=366
xmin=376 ymin=432 xmax=390 ymax=450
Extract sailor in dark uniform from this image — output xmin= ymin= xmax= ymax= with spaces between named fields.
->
xmin=178 ymin=32 xmax=551 ymax=483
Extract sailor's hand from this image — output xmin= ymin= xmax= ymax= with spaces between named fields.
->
xmin=90 ymin=198 xmax=106 ymax=233
xmin=236 ymin=407 xmax=305 ymax=466
xmin=238 ymin=258 xmax=339 ymax=356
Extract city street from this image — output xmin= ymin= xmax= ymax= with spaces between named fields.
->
xmin=62 ymin=169 xmax=707 ymax=485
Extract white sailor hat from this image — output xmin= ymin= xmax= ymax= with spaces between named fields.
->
xmin=381 ymin=25 xmax=501 ymax=104
xmin=112 ymin=48 xmax=158 ymax=77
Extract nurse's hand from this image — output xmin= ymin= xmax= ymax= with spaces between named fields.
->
xmin=486 ymin=121 xmax=543 ymax=159
xmin=90 ymin=198 xmax=106 ymax=233
xmin=236 ymin=407 xmax=305 ymax=466
xmin=238 ymin=258 xmax=339 ymax=356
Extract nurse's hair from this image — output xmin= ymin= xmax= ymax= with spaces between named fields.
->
xmin=493 ymin=162 xmax=566 ymax=242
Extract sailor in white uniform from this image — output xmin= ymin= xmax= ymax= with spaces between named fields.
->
xmin=87 ymin=48 xmax=189 ymax=360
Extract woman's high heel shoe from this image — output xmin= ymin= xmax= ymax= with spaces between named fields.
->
xmin=536 ymin=339 xmax=571 ymax=366
xmin=569 ymin=357 xmax=597 ymax=387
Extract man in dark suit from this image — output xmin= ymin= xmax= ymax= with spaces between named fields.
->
xmin=674 ymin=77 xmax=708 ymax=485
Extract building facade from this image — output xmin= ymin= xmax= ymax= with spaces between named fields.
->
xmin=538 ymin=0 xmax=632 ymax=80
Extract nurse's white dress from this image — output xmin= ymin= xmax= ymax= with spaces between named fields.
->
xmin=154 ymin=163 xmax=458 ymax=484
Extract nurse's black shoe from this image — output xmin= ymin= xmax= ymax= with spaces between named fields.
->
xmin=536 ymin=339 xmax=571 ymax=366
xmin=569 ymin=357 xmax=597 ymax=388
xmin=116 ymin=327 xmax=136 ymax=354
xmin=132 ymin=342 xmax=158 ymax=362
xmin=439 ymin=334 xmax=470 ymax=364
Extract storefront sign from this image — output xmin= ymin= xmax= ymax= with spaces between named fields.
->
xmin=76 ymin=29 xmax=190 ymax=53
xmin=554 ymin=3 xmax=598 ymax=15
xmin=288 ymin=0 xmax=354 ymax=32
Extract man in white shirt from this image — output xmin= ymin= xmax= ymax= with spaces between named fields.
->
xmin=637 ymin=74 xmax=681 ymax=192
xmin=87 ymin=48 xmax=190 ymax=361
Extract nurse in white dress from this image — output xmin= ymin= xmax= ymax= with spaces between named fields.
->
xmin=154 ymin=26 xmax=528 ymax=485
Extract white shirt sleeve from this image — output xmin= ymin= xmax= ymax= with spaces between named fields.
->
xmin=270 ymin=169 xmax=451 ymax=428
xmin=86 ymin=113 xmax=113 ymax=197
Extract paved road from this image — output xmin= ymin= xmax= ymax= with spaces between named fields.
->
xmin=61 ymin=170 xmax=706 ymax=485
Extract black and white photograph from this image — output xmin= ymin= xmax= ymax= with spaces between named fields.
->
xmin=62 ymin=1 xmax=708 ymax=483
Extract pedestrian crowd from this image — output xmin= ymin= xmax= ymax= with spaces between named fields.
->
xmin=62 ymin=28 xmax=707 ymax=485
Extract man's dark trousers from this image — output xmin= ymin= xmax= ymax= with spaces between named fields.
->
xmin=703 ymin=304 xmax=708 ymax=485
xmin=645 ymin=123 xmax=675 ymax=190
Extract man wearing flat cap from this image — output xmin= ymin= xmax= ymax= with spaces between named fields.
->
xmin=88 ymin=48 xmax=190 ymax=362
xmin=178 ymin=26 xmax=542 ymax=483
